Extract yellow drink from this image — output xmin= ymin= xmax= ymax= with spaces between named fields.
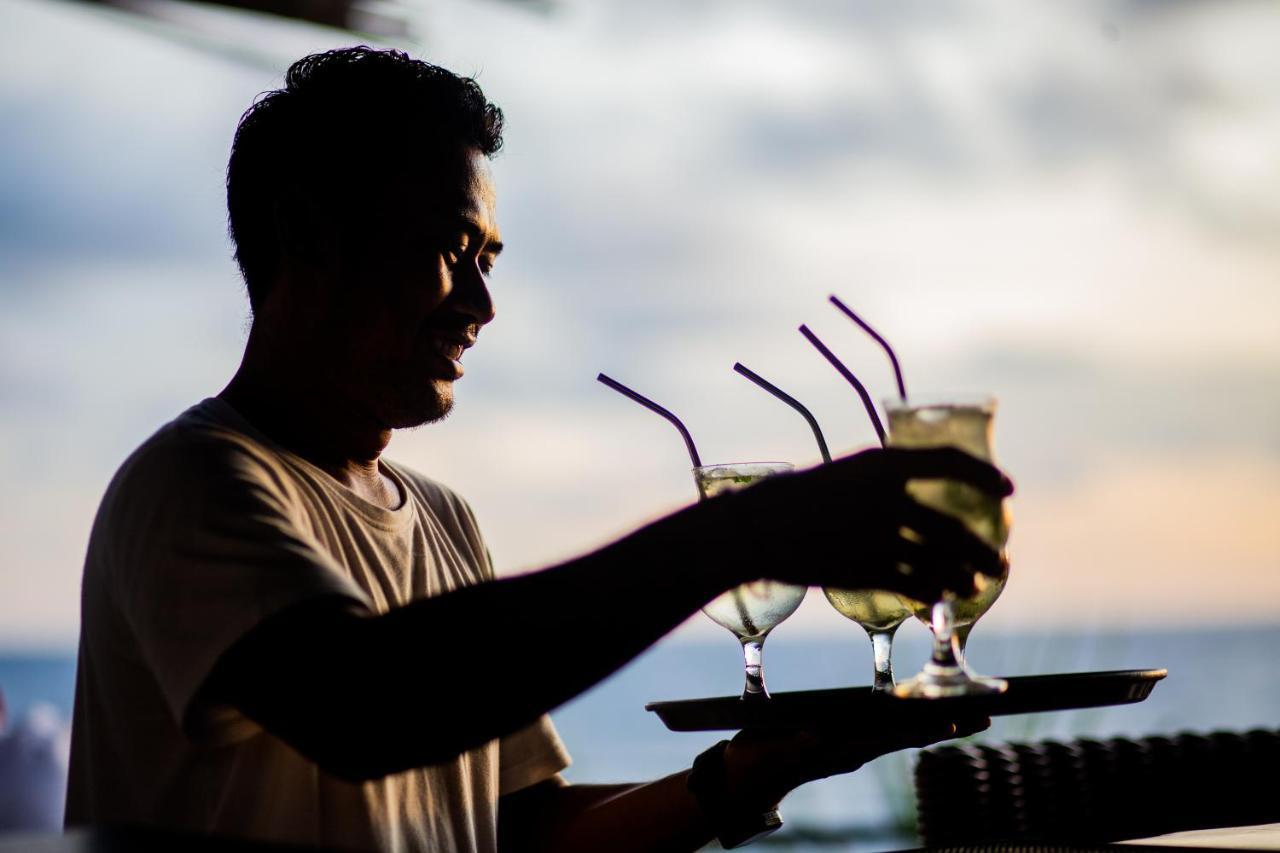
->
xmin=823 ymin=588 xmax=912 ymax=632
xmin=887 ymin=400 xmax=1010 ymax=627
xmin=693 ymin=464 xmax=807 ymax=642
xmin=888 ymin=395 xmax=1012 ymax=698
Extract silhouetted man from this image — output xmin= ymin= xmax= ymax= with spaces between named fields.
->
xmin=66 ymin=47 xmax=1009 ymax=852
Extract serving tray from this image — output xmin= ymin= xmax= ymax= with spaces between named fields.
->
xmin=646 ymin=669 xmax=1167 ymax=732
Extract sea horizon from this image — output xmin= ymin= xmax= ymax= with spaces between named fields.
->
xmin=5 ymin=622 xmax=1278 ymax=850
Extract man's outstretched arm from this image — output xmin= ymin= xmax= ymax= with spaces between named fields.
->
xmin=203 ymin=498 xmax=738 ymax=781
xmin=202 ymin=447 xmax=1010 ymax=782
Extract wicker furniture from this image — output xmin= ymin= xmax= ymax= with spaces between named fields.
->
xmin=915 ymin=729 xmax=1280 ymax=846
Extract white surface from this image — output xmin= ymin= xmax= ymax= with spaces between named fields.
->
xmin=1123 ymin=823 xmax=1280 ymax=849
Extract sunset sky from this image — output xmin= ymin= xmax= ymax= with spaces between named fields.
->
xmin=2 ymin=0 xmax=1278 ymax=648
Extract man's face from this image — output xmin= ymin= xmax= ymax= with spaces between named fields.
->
xmin=322 ymin=147 xmax=501 ymax=429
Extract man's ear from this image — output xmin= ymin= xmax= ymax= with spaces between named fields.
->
xmin=273 ymin=192 xmax=341 ymax=269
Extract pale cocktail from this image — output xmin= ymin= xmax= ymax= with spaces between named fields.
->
xmin=694 ymin=463 xmax=807 ymax=700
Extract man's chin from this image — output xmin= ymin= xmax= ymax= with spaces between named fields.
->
xmin=387 ymin=380 xmax=455 ymax=429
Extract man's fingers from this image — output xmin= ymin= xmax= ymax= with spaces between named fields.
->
xmin=954 ymin=715 xmax=992 ymax=738
xmin=891 ymin=537 xmax=978 ymax=601
xmin=917 ymin=715 xmax=991 ymax=745
xmin=899 ymin=500 xmax=1005 ymax=579
xmin=897 ymin=715 xmax=991 ymax=749
xmin=838 ymin=716 xmax=981 ymax=761
xmin=798 ymin=714 xmax=994 ymax=781
xmin=882 ymin=447 xmax=1013 ymax=497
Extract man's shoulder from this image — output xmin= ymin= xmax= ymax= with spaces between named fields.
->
xmin=104 ymin=399 xmax=289 ymax=508
xmin=144 ymin=398 xmax=266 ymax=450
xmin=86 ymin=399 xmax=300 ymax=583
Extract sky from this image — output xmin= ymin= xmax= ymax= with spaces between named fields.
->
xmin=1 ymin=0 xmax=1278 ymax=648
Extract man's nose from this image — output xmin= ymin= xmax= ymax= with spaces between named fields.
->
xmin=452 ymin=260 xmax=496 ymax=326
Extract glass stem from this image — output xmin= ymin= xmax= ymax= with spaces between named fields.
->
xmin=955 ymin=623 xmax=973 ymax=668
xmin=869 ymin=627 xmax=898 ymax=692
xmin=741 ymin=637 xmax=769 ymax=700
xmin=929 ymin=598 xmax=963 ymax=672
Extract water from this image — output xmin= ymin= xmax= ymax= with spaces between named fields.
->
xmin=3 ymin=626 xmax=1277 ymax=850
xmin=551 ymin=625 xmax=1280 ymax=850
xmin=0 ymin=656 xmax=76 ymax=723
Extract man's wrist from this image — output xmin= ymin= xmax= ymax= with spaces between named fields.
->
xmin=688 ymin=741 xmax=784 ymax=849
xmin=722 ymin=736 xmax=804 ymax=809
xmin=651 ymin=494 xmax=756 ymax=599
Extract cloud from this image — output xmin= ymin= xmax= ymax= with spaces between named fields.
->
xmin=2 ymin=0 xmax=1279 ymax=645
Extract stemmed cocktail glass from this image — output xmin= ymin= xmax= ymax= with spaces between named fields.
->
xmin=821 ymin=588 xmax=914 ymax=692
xmin=596 ymin=373 xmax=806 ymax=701
xmin=733 ymin=362 xmax=912 ymax=692
xmin=887 ymin=394 xmax=1011 ymax=697
xmin=803 ymin=298 xmax=1010 ymax=698
xmin=693 ymin=462 xmax=807 ymax=700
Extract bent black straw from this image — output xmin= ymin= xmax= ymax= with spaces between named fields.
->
xmin=596 ymin=373 xmax=703 ymax=468
xmin=829 ymin=295 xmax=907 ymax=402
xmin=798 ymin=325 xmax=887 ymax=447
xmin=733 ymin=363 xmax=831 ymax=464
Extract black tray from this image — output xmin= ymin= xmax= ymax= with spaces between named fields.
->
xmin=646 ymin=669 xmax=1167 ymax=732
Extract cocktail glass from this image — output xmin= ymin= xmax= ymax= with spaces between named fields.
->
xmin=889 ymin=395 xmax=1011 ymax=699
xmin=822 ymin=587 xmax=914 ymax=692
xmin=694 ymin=462 xmax=807 ymax=701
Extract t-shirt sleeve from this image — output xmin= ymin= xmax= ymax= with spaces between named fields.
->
xmin=104 ymin=428 xmax=371 ymax=734
xmin=498 ymin=715 xmax=572 ymax=796
xmin=393 ymin=469 xmax=571 ymax=792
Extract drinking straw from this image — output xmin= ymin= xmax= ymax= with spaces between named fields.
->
xmin=732 ymin=362 xmax=832 ymax=464
xmin=829 ymin=295 xmax=907 ymax=402
xmin=798 ymin=325 xmax=887 ymax=446
xmin=596 ymin=373 xmax=703 ymax=467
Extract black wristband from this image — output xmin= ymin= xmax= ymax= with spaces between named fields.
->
xmin=687 ymin=740 xmax=783 ymax=849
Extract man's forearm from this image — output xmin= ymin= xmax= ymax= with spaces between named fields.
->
xmin=501 ymin=776 xmax=715 ymax=853
xmin=215 ymin=496 xmax=745 ymax=779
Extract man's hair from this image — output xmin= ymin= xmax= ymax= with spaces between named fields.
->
xmin=226 ymin=47 xmax=504 ymax=310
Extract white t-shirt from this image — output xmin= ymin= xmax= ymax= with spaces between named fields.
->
xmin=66 ymin=398 xmax=570 ymax=852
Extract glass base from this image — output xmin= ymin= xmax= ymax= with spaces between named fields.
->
xmin=892 ymin=660 xmax=1007 ymax=698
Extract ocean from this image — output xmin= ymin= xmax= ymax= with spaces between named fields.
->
xmin=3 ymin=625 xmax=1278 ymax=850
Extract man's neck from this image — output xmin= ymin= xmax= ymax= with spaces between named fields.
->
xmin=218 ymin=347 xmax=400 ymax=510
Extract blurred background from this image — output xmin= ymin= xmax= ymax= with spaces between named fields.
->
xmin=1 ymin=0 xmax=1278 ymax=847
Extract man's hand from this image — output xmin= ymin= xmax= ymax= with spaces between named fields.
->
xmin=699 ymin=446 xmax=1013 ymax=603
xmin=722 ymin=715 xmax=993 ymax=811
xmin=495 ymin=715 xmax=991 ymax=853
